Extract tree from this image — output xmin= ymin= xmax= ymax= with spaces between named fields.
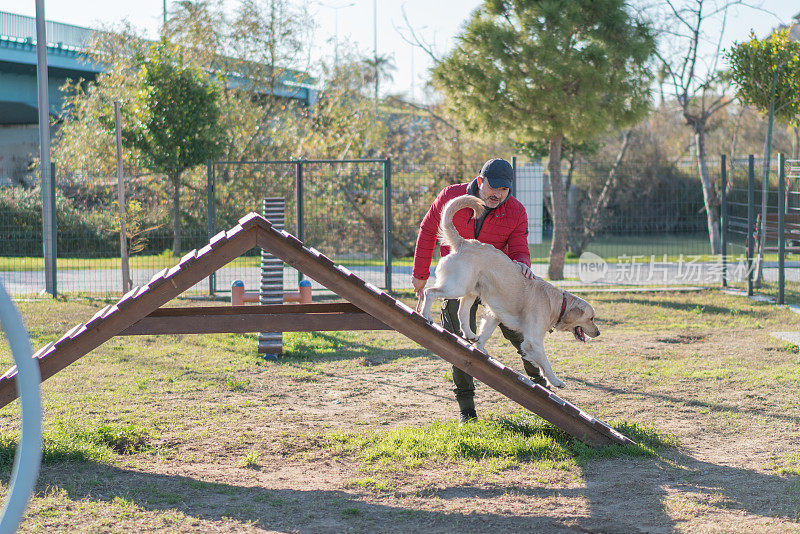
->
xmin=728 ymin=27 xmax=800 ymax=284
xmin=432 ymin=0 xmax=654 ymax=279
xmin=362 ymin=53 xmax=396 ymax=101
xmin=728 ymin=29 xmax=800 ymax=135
xmin=128 ymin=41 xmax=224 ymax=255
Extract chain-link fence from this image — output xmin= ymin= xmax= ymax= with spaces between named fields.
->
xmin=4 ymin=154 xmax=795 ymax=297
xmin=0 ymin=166 xmax=210 ymax=296
xmin=208 ymin=158 xmax=391 ymax=294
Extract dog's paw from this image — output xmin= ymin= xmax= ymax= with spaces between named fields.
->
xmin=470 ymin=342 xmax=487 ymax=354
xmin=548 ymin=377 xmax=566 ymax=389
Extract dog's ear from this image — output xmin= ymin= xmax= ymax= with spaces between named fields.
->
xmin=562 ymin=305 xmax=583 ymax=324
xmin=561 ymin=295 xmax=586 ymax=324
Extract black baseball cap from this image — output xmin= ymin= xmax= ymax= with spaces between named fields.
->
xmin=479 ymin=158 xmax=513 ymax=189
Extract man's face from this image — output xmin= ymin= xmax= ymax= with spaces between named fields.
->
xmin=477 ymin=178 xmax=510 ymax=208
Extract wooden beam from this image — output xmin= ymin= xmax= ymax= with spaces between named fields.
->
xmin=121 ymin=308 xmax=391 ymax=335
xmin=146 ymin=302 xmax=368 ymax=317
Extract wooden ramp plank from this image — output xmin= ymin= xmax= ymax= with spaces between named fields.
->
xmin=253 ymin=216 xmax=632 ymax=447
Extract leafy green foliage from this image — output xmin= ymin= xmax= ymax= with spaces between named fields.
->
xmin=433 ymin=0 xmax=655 ymax=143
xmin=0 ymin=186 xmax=119 ymax=256
xmin=728 ymin=29 xmax=800 ymax=126
xmin=127 ymin=41 xmax=223 ymax=178
xmin=124 ymin=40 xmax=223 ymax=254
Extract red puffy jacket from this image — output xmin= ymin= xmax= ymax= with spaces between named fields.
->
xmin=412 ymin=181 xmax=530 ymax=281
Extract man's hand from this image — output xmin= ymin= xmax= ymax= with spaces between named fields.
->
xmin=412 ymin=276 xmax=427 ymax=296
xmin=514 ymin=261 xmax=535 ymax=280
xmin=412 ymin=277 xmax=427 ymax=311
xmin=412 ymin=277 xmax=427 ymax=312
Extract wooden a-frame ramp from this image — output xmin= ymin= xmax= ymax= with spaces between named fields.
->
xmin=0 ymin=213 xmax=633 ymax=448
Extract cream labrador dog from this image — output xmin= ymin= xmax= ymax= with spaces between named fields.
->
xmin=419 ymin=195 xmax=600 ymax=388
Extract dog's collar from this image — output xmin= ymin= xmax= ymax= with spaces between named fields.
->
xmin=549 ymin=293 xmax=568 ymax=333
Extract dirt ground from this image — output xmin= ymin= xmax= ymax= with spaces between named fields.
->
xmin=3 ymin=290 xmax=800 ymax=533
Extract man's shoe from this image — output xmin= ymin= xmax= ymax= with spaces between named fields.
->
xmin=459 ymin=408 xmax=477 ymax=425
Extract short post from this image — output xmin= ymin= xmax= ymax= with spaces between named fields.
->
xmin=747 ymin=155 xmax=755 ymax=297
xmin=231 ymin=280 xmax=245 ymax=306
xmin=721 ymin=155 xmax=727 ymax=287
xmin=298 ymin=279 xmax=312 ymax=304
xmin=383 ymin=158 xmax=393 ymax=292
xmin=779 ymin=153 xmax=786 ymax=305
xmin=114 ymin=101 xmax=132 ymax=294
xmin=207 ymin=160 xmax=216 ymax=295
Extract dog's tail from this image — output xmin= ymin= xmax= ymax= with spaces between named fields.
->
xmin=439 ymin=195 xmax=487 ymax=252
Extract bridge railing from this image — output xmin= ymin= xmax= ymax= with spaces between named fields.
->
xmin=0 ymin=10 xmax=93 ymax=50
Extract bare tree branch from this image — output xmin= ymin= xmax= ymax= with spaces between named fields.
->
xmin=394 ymin=3 xmax=441 ymax=64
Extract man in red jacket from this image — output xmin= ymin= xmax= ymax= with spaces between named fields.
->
xmin=412 ymin=158 xmax=546 ymax=424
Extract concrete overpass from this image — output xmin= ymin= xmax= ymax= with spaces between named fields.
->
xmin=0 ymin=10 xmax=316 ymax=183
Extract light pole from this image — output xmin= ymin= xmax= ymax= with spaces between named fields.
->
xmin=317 ymin=1 xmax=355 ymax=70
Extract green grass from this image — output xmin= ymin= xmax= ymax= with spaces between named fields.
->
xmin=766 ymin=452 xmax=800 ymax=476
xmin=4 ymin=232 xmax=781 ymax=272
xmin=321 ymin=412 xmax=676 ymax=472
xmin=240 ymin=450 xmax=261 ymax=469
xmin=0 ymin=419 xmax=154 ymax=469
xmin=348 ymin=477 xmax=393 ymax=492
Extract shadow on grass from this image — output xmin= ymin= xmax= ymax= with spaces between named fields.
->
xmin=6 ymin=432 xmax=797 ymax=532
xmin=280 ymin=331 xmax=436 ymax=364
xmin=14 ymin=464 xmax=598 ymax=532
xmin=571 ymin=377 xmax=800 ymax=426
xmin=603 ymin=296 xmax=766 ymax=317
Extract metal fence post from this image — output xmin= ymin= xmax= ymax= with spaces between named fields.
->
xmin=779 ymin=153 xmax=785 ymax=305
xmin=296 ymin=160 xmax=304 ymax=281
xmin=721 ymin=155 xmax=727 ymax=287
xmin=747 ymin=155 xmax=755 ymax=297
xmin=511 ymin=155 xmax=517 ymax=198
xmin=44 ymin=162 xmax=57 ymax=297
xmin=37 ymin=0 xmax=55 ymax=298
xmin=206 ymin=160 xmax=216 ymax=295
xmin=383 ymin=158 xmax=393 ymax=292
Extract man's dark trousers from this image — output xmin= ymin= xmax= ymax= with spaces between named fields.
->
xmin=440 ymin=298 xmax=547 ymax=413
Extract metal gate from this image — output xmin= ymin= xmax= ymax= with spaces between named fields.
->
xmin=206 ymin=158 xmax=393 ymax=295
xmin=722 ymin=154 xmax=797 ymax=304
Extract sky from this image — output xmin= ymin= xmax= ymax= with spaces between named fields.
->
xmin=3 ymin=0 xmax=800 ymax=102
